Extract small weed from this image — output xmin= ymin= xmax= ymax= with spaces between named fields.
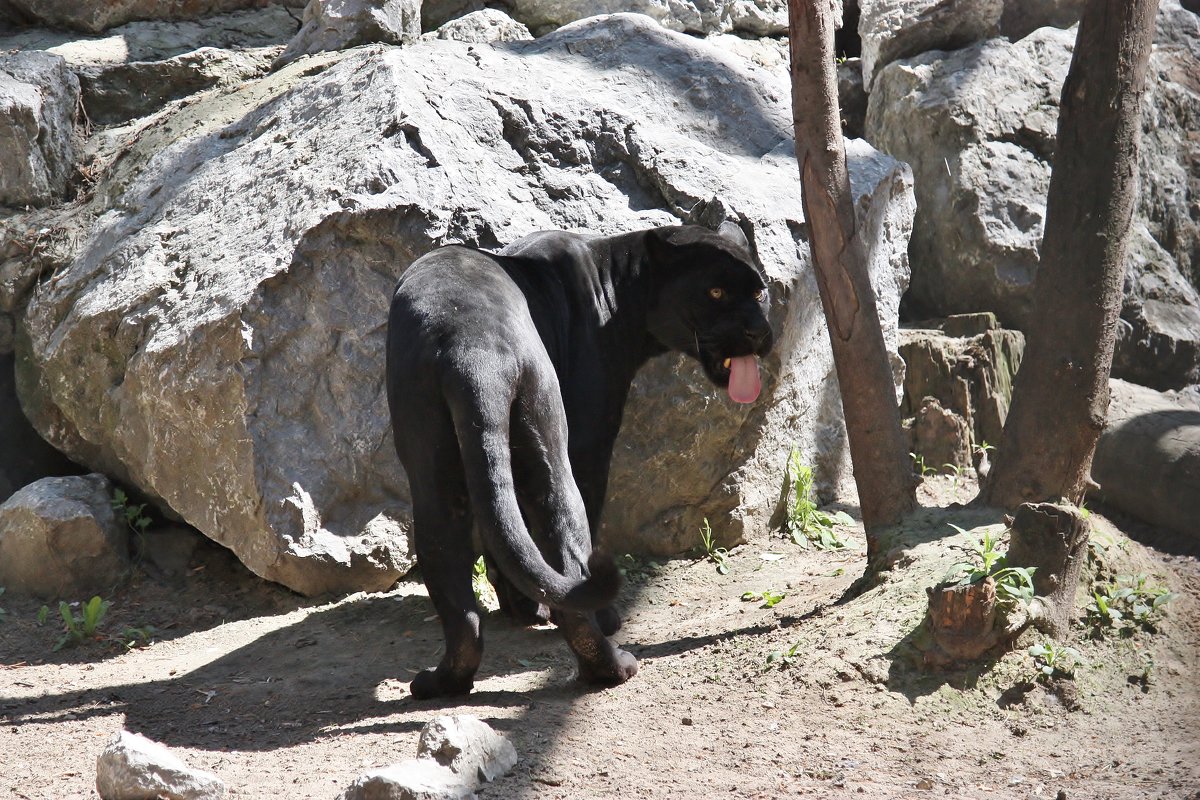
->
xmin=972 ymin=441 xmax=994 ymax=459
xmin=783 ymin=449 xmax=854 ymax=550
xmin=945 ymin=525 xmax=1036 ymax=609
xmin=909 ymin=452 xmax=937 ymax=478
xmin=54 ymin=596 xmax=111 ymax=651
xmin=112 ymin=488 xmax=153 ymax=551
xmin=1028 ymin=640 xmax=1084 ymax=682
xmin=118 ymin=626 xmax=158 ymax=650
xmin=765 ymin=641 xmax=803 ymax=670
xmin=741 ymin=589 xmax=786 ymax=608
xmin=471 ymin=556 xmax=498 ymax=612
xmin=37 ymin=605 xmax=49 ymax=625
xmin=616 ymin=553 xmax=657 ymax=581
xmin=699 ymin=518 xmax=731 ymax=575
xmin=1085 ymin=574 xmax=1176 ymax=635
xmin=943 ymin=463 xmax=964 ymax=489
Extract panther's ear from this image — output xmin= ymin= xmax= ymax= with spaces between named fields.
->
xmin=717 ymin=220 xmax=750 ymax=252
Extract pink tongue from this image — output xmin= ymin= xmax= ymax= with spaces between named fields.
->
xmin=727 ymin=355 xmax=761 ymax=404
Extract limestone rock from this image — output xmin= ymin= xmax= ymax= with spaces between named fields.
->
xmin=275 ymin=0 xmax=421 ymax=67
xmin=496 ymin=0 xmax=790 ymax=38
xmin=0 ymin=474 xmax=129 ymax=599
xmin=426 ymin=9 xmax=532 ymax=43
xmin=999 ymin=0 xmax=1084 ymax=41
xmin=96 ymin=730 xmax=226 ymax=800
xmin=18 ymin=15 xmax=914 ymax=591
xmin=0 ymin=6 xmax=300 ymax=68
xmin=858 ymin=0 xmax=1003 ymax=90
xmin=77 ymin=46 xmax=276 ymax=127
xmin=417 ymin=716 xmax=519 ymax=785
xmin=2 ymin=0 xmax=305 ymax=34
xmin=0 ymin=51 xmax=79 ymax=207
xmin=910 ymin=396 xmax=972 ymax=473
xmin=867 ymin=8 xmax=1200 ymax=388
xmin=1091 ymin=380 xmax=1200 ymax=540
xmin=340 ymin=716 xmax=516 ymax=800
xmin=865 ymin=25 xmax=1073 ymax=327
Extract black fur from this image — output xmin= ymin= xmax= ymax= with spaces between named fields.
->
xmin=386 ymin=224 xmax=773 ymax=699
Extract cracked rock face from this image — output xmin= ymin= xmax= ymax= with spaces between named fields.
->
xmin=866 ymin=6 xmax=1200 ymax=388
xmin=19 ymin=14 xmax=914 ymax=594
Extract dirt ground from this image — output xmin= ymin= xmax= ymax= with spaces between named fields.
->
xmin=2 ymin=476 xmax=1198 ymax=799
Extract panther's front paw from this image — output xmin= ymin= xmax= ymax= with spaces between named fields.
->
xmin=578 ymin=648 xmax=638 ymax=688
xmin=410 ymin=668 xmax=474 ymax=700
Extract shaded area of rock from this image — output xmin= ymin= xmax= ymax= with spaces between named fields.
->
xmin=0 ymin=51 xmax=80 ymax=207
xmin=858 ymin=0 xmax=1002 ymax=90
xmin=274 ymin=0 xmax=420 ymax=67
xmin=341 ymin=716 xmax=515 ymax=800
xmin=999 ymin=0 xmax=1084 ymax=41
xmin=77 ymin=47 xmax=275 ymax=127
xmin=0 ymin=473 xmax=128 ymax=599
xmin=426 ymin=9 xmax=532 ymax=43
xmin=1091 ymin=379 xmax=1200 ymax=540
xmin=96 ymin=730 xmax=226 ymax=800
xmin=0 ymin=6 xmax=300 ymax=67
xmin=910 ymin=396 xmax=971 ymax=473
xmin=837 ymin=56 xmax=867 ymax=139
xmin=0 ymin=352 xmax=82 ymax=503
xmin=3 ymin=0 xmax=304 ymax=34
xmin=18 ymin=15 xmax=913 ymax=592
xmin=899 ymin=319 xmax=1025 ymax=459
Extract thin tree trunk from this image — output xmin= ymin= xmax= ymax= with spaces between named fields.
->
xmin=982 ymin=0 xmax=1160 ymax=508
xmin=787 ymin=0 xmax=915 ymax=546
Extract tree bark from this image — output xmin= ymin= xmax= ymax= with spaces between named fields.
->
xmin=1006 ymin=503 xmax=1091 ymax=639
xmin=787 ymin=0 xmax=915 ymax=546
xmin=981 ymin=0 xmax=1160 ymax=508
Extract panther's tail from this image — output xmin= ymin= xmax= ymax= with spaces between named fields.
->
xmin=446 ymin=381 xmax=620 ymax=614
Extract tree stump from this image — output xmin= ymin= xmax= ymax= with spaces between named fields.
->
xmin=1006 ymin=502 xmax=1090 ymax=638
xmin=923 ymin=576 xmax=1004 ymax=667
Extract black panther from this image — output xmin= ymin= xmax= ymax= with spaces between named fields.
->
xmin=386 ymin=222 xmax=773 ymax=699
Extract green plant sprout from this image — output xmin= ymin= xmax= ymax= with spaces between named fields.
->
xmin=943 ymin=463 xmax=964 ymax=489
xmin=1028 ymin=640 xmax=1084 ymax=682
xmin=699 ymin=518 xmax=731 ymax=575
xmin=741 ymin=589 xmax=786 ymax=608
xmin=54 ymin=596 xmax=111 ymax=651
xmin=1085 ymin=574 xmax=1176 ymax=635
xmin=765 ymin=641 xmax=803 ymax=669
xmin=471 ymin=556 xmax=499 ymax=612
xmin=909 ymin=451 xmax=937 ymax=478
xmin=945 ymin=525 xmax=1037 ymax=608
xmin=111 ymin=488 xmax=153 ymax=550
xmin=783 ymin=448 xmax=854 ymax=550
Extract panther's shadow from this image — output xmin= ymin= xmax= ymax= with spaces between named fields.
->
xmin=2 ymin=589 xmax=603 ymax=751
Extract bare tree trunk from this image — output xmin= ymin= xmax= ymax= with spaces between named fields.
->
xmin=787 ymin=0 xmax=915 ymax=548
xmin=982 ymin=0 xmax=1160 ymax=508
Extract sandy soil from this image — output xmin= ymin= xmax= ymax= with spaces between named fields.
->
xmin=2 ymin=477 xmax=1198 ymax=799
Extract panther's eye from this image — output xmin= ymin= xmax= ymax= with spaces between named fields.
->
xmin=754 ymin=289 xmax=766 ymax=302
xmin=708 ymin=287 xmax=725 ymax=300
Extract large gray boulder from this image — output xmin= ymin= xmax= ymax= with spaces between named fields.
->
xmin=425 ymin=9 xmax=533 ymax=43
xmin=858 ymin=0 xmax=1003 ymax=90
xmin=2 ymin=0 xmax=305 ymax=34
xmin=866 ymin=7 xmax=1200 ymax=388
xmin=274 ymin=0 xmax=421 ymax=67
xmin=0 ymin=474 xmax=129 ymax=599
xmin=0 ymin=51 xmax=79 ymax=208
xmin=18 ymin=14 xmax=915 ymax=594
xmin=1092 ymin=380 xmax=1200 ymax=540
xmin=474 ymin=0 xmax=791 ymax=37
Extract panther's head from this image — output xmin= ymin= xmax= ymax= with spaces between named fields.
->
xmin=645 ymin=223 xmax=774 ymax=404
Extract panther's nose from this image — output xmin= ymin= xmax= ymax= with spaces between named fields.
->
xmin=747 ymin=324 xmax=773 ymax=354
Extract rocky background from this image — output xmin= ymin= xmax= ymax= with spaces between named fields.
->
xmin=0 ymin=0 xmax=1196 ymax=599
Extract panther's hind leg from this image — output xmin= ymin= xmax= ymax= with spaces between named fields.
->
xmin=397 ymin=413 xmax=483 ymax=700
xmin=511 ymin=377 xmax=638 ymax=686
